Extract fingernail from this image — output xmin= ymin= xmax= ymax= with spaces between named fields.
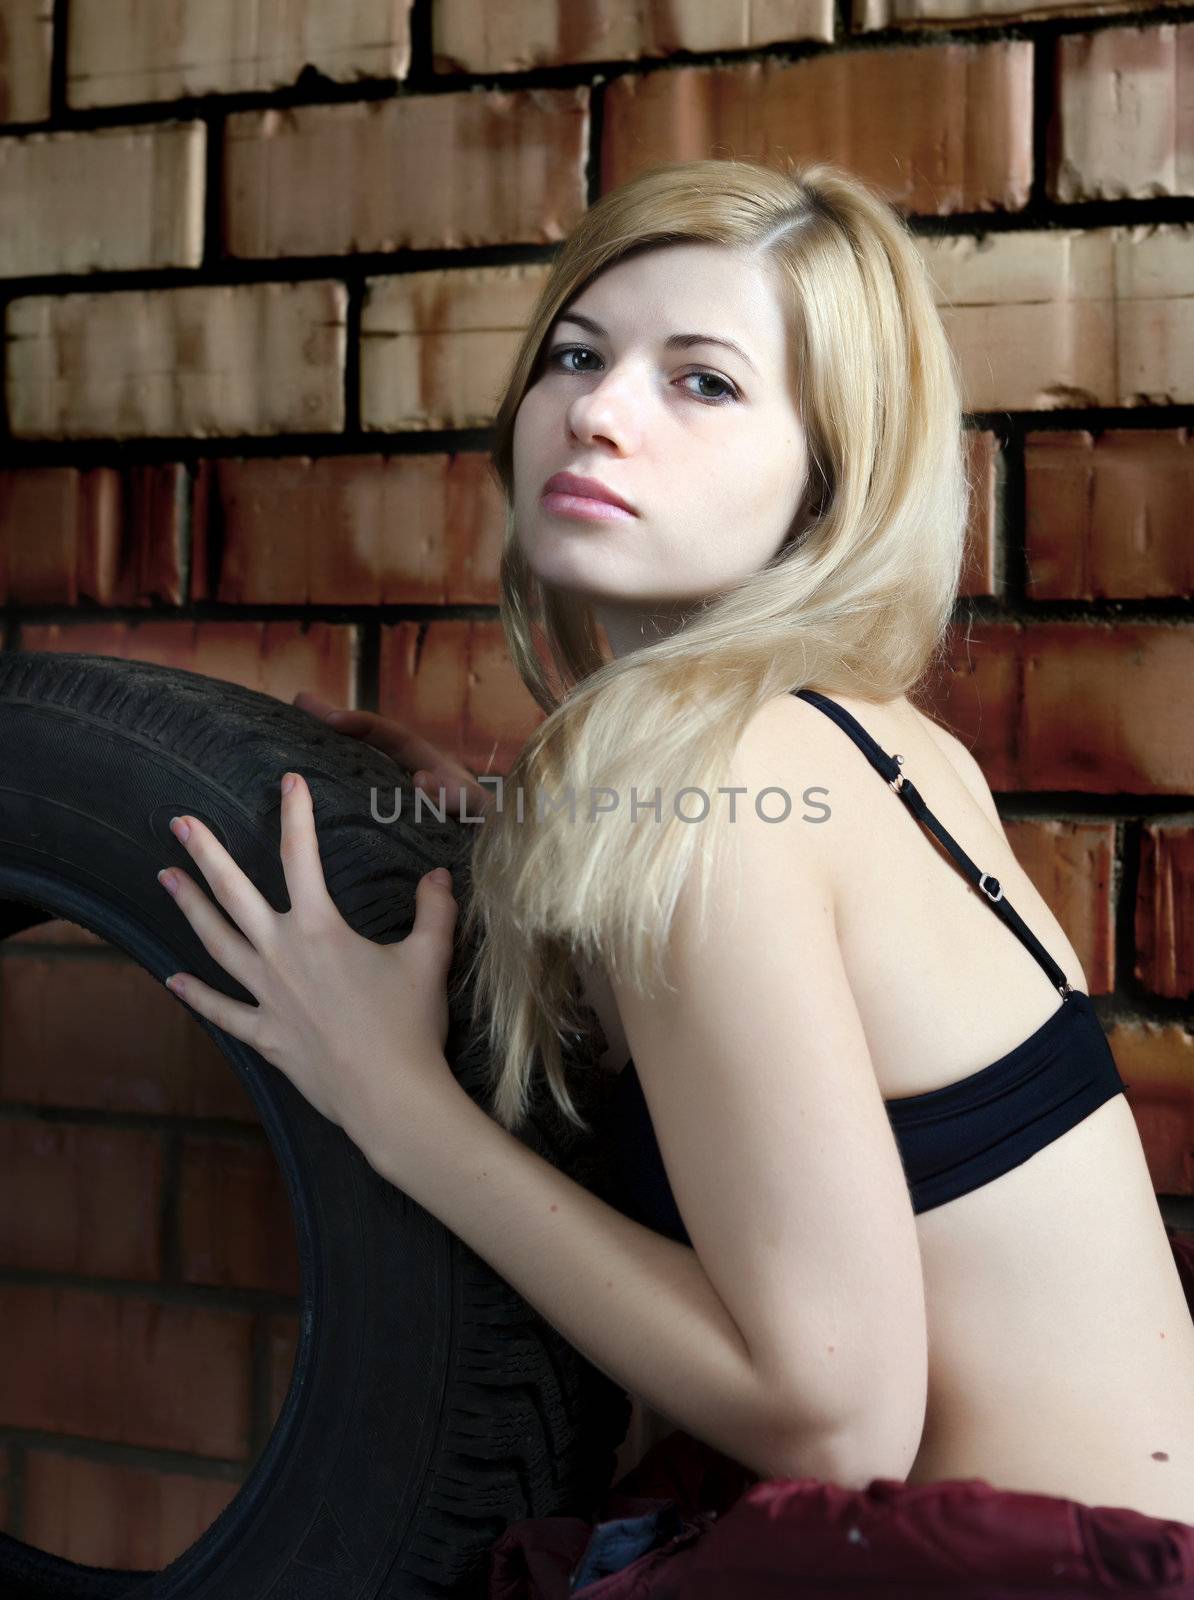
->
xmin=157 ymin=869 xmax=179 ymax=895
xmin=165 ymin=974 xmax=185 ymax=994
xmin=282 ymin=772 xmax=297 ymax=795
xmin=325 ymin=710 xmax=351 ymax=723
xmin=169 ymin=816 xmax=190 ymax=843
xmin=430 ymin=867 xmax=452 ymax=887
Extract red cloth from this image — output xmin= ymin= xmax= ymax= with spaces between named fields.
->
xmin=488 ymin=1227 xmax=1194 ymax=1599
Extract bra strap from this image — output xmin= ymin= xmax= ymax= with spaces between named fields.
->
xmin=792 ymin=690 xmax=1073 ymax=1000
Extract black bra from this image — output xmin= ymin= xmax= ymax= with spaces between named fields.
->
xmin=597 ymin=689 xmax=1128 ymax=1243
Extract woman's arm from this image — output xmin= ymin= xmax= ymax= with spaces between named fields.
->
xmin=369 ymin=1070 xmax=864 ymax=1487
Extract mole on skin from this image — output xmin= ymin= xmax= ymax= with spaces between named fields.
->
xmin=1152 ymin=1451 xmax=1170 ymax=1462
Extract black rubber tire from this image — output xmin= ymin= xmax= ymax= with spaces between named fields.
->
xmin=0 ymin=650 xmax=629 ymax=1600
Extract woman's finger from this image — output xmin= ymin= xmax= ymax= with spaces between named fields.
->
xmin=277 ymin=772 xmax=339 ymax=923
xmin=324 ymin=708 xmax=446 ymax=774
xmin=158 ymin=866 xmax=262 ymax=987
xmin=163 ymin=968 xmax=266 ymax=1049
xmin=168 ymin=813 xmax=276 ymax=948
xmin=413 ymin=771 xmax=492 ymax=816
xmin=293 ymin=690 xmax=338 ymax=719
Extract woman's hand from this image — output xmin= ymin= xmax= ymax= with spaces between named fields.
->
xmin=293 ymin=691 xmax=493 ymax=818
xmin=156 ymin=770 xmax=461 ymax=1165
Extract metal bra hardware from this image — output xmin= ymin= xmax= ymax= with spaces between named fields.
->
xmin=1059 ymin=980 xmax=1074 ymax=997
xmin=978 ymin=872 xmax=1003 ymax=903
xmin=888 ymin=753 xmax=905 ymax=793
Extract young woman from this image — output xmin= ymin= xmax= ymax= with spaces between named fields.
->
xmin=155 ymin=158 xmax=1194 ymax=1527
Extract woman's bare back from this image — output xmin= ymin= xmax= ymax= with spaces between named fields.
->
xmin=583 ymin=689 xmax=1194 ymax=1521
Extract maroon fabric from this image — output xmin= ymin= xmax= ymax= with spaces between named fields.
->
xmin=488 ymin=1227 xmax=1194 ymax=1599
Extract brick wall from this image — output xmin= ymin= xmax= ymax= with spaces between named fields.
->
xmin=1 ymin=0 xmax=1192 ymax=1568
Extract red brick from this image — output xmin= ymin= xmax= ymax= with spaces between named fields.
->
xmin=6 ymin=282 xmax=347 ymax=440
xmin=0 ymin=955 xmax=258 ymax=1122
xmin=924 ymin=621 xmax=1194 ymax=793
xmin=0 ymin=464 xmax=186 ymax=607
xmin=360 ymin=261 xmax=552 ymax=431
xmin=0 ymin=121 xmax=204 ymax=278
xmin=858 ymin=0 xmax=1185 ymax=25
xmin=0 ymin=1120 xmax=162 ymax=1279
xmin=225 ymin=90 xmax=588 ymax=259
xmin=0 ymin=1285 xmax=253 ymax=1457
xmin=920 ymin=621 xmax=1023 ymax=791
xmin=178 ymin=1135 xmax=300 ymax=1295
xmin=0 ymin=0 xmax=53 ymax=125
xmin=1113 ymin=1018 xmax=1194 ymax=1194
xmin=265 ymin=1312 xmax=299 ymax=1429
xmin=193 ymin=453 xmax=502 ymax=606
xmin=378 ymin=620 xmax=543 ymax=780
xmin=1003 ymin=819 xmax=1117 ymax=994
xmin=23 ymin=1450 xmax=240 ymax=1568
xmin=1136 ymin=824 xmax=1194 ymax=1001
xmin=433 ymin=0 xmax=833 ymax=72
xmin=1053 ymin=24 xmax=1194 ymax=203
xmin=601 ymin=41 xmax=1033 ymax=217
xmin=67 ymin=0 xmax=413 ymax=108
xmin=1025 ymin=430 xmax=1194 ymax=600
xmin=15 ymin=619 xmax=355 ymax=705
xmin=919 ymin=225 xmax=1194 ymax=412
xmin=961 ymin=430 xmax=1000 ymax=597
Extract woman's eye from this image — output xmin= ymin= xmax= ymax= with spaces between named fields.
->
xmin=543 ymin=345 xmax=739 ymax=404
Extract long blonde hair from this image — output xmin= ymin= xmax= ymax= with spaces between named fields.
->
xmin=456 ymin=157 xmax=968 ymax=1137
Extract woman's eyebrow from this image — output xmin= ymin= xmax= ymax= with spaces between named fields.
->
xmin=554 ymin=311 xmax=759 ymax=377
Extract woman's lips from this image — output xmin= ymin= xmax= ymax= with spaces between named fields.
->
xmin=540 ymin=491 xmax=636 ymax=522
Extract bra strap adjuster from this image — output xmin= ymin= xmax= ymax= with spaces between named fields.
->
xmin=978 ymin=872 xmax=1003 ymax=903
xmin=888 ymin=753 xmax=905 ymax=793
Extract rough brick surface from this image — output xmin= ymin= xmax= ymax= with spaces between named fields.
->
xmin=225 ymin=90 xmax=588 ymax=259
xmin=1054 ymin=25 xmax=1194 ymax=203
xmin=601 ymin=42 xmax=1033 ymax=216
xmin=6 ymin=282 xmax=347 ymax=440
xmin=858 ymin=0 xmax=1184 ymax=26
xmin=178 ymin=1135 xmax=301 ymax=1294
xmin=378 ymin=620 xmax=543 ymax=780
xmin=192 ymin=453 xmax=502 ymax=606
xmin=1025 ymin=430 xmax=1194 ymax=599
xmin=432 ymin=0 xmax=834 ymax=73
xmin=361 ymin=263 xmax=552 ymax=431
xmin=1136 ymin=824 xmax=1194 ymax=1000
xmin=926 ymin=621 xmax=1194 ymax=793
xmin=0 ymin=1121 xmax=162 ymax=1278
xmin=0 ymin=0 xmax=52 ymax=124
xmin=1003 ymin=819 xmax=1117 ymax=993
xmin=22 ymin=1450 xmax=240 ymax=1569
xmin=0 ymin=955 xmax=258 ymax=1121
xmin=962 ymin=429 xmax=1000 ymax=596
xmin=67 ymin=0 xmax=413 ymax=108
xmin=0 ymin=464 xmax=187 ymax=607
xmin=16 ymin=620 xmax=356 ymax=704
xmin=918 ymin=226 xmax=1194 ymax=411
xmin=1111 ymin=1017 xmax=1194 ymax=1194
xmin=0 ymin=121 xmax=205 ymax=278
xmin=0 ymin=1285 xmax=253 ymax=1456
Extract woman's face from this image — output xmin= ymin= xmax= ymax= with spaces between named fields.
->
xmin=512 ymin=241 xmax=812 ymax=655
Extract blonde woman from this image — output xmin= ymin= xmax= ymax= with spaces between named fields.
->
xmin=156 ymin=159 xmax=1194 ymax=1535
